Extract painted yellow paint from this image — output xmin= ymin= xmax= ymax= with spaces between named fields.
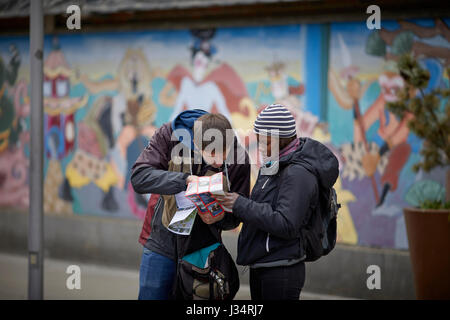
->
xmin=65 ymin=160 xmax=118 ymax=193
xmin=334 ymin=177 xmax=358 ymax=245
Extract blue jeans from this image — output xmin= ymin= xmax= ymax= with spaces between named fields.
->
xmin=138 ymin=247 xmax=176 ymax=300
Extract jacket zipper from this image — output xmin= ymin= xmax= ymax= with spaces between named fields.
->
xmin=262 ymin=176 xmax=271 ymax=252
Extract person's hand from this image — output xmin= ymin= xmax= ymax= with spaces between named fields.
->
xmin=186 ymin=175 xmax=198 ymax=185
xmin=198 ymin=212 xmax=225 ymax=225
xmin=215 ymin=192 xmax=240 ymax=211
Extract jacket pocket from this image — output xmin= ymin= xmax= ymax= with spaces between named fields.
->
xmin=266 ymin=234 xmax=299 ymax=256
xmin=237 ymin=226 xmax=269 ymax=266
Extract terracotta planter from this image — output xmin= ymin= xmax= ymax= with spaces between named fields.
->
xmin=403 ymin=207 xmax=450 ymax=299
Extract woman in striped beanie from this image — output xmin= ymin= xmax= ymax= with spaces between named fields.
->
xmin=217 ymin=103 xmax=339 ymax=300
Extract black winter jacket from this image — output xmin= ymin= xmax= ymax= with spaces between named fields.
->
xmin=232 ymin=137 xmax=339 ymax=266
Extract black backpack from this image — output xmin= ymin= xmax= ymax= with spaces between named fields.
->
xmin=272 ymin=162 xmax=340 ymax=262
xmin=301 ymin=181 xmax=341 ymax=262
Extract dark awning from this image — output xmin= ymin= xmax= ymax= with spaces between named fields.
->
xmin=0 ymin=0 xmax=304 ymax=18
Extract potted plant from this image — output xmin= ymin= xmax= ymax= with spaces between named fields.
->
xmin=386 ymin=54 xmax=450 ymax=299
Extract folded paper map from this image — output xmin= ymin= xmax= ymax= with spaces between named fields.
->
xmin=166 ymin=191 xmax=197 ymax=235
xmin=185 ymin=172 xmax=231 ymax=217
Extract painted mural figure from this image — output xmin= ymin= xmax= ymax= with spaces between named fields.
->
xmin=80 ymin=48 xmax=157 ymax=142
xmin=329 ymin=29 xmax=416 ymax=208
xmin=254 ymin=59 xmax=319 ymax=137
xmin=44 ymin=40 xmax=88 ymax=160
xmin=159 ymin=28 xmax=258 ymax=190
xmin=255 ymin=61 xmax=304 ymax=106
xmin=0 ymin=44 xmax=30 ymax=208
xmin=363 ymin=19 xmax=449 ymax=206
xmin=43 ymin=39 xmax=88 ymax=215
xmin=329 ymin=65 xmax=411 ymax=207
xmin=160 ymin=29 xmax=248 ymax=123
xmin=325 ymin=19 xmax=450 ymax=248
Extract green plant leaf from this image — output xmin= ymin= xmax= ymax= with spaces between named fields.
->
xmin=404 ymin=180 xmax=445 ymax=207
xmin=365 ymin=30 xmax=386 ymax=57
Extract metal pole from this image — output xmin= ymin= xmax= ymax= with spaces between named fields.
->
xmin=28 ymin=0 xmax=44 ymax=300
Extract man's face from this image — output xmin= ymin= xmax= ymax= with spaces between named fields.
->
xmin=201 ymin=148 xmax=229 ymax=169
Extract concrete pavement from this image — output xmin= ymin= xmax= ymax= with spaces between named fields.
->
xmin=0 ymin=252 xmax=356 ymax=300
xmin=0 ymin=211 xmax=414 ymax=299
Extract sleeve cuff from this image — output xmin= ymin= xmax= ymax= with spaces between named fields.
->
xmin=232 ymin=195 xmax=247 ymax=219
xmin=177 ymin=172 xmax=190 ymax=190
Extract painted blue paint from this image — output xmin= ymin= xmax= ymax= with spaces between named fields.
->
xmin=327 ymin=93 xmax=354 ymax=146
xmin=152 ymin=77 xmax=175 ymax=127
xmin=246 ymin=80 xmax=273 ymax=107
xmin=304 ymin=24 xmax=323 ymax=118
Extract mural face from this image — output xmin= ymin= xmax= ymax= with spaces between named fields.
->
xmin=0 ymin=19 xmax=448 ymax=250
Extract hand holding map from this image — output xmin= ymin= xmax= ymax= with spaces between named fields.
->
xmin=185 ymin=172 xmax=231 ymax=217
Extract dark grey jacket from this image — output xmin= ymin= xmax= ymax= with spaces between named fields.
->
xmin=232 ymin=137 xmax=339 ymax=266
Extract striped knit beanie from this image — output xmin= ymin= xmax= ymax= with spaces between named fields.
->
xmin=253 ymin=104 xmax=297 ymax=138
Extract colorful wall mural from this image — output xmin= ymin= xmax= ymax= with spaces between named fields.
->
xmin=0 ymin=25 xmax=307 ymax=220
xmin=0 ymin=19 xmax=448 ymax=249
